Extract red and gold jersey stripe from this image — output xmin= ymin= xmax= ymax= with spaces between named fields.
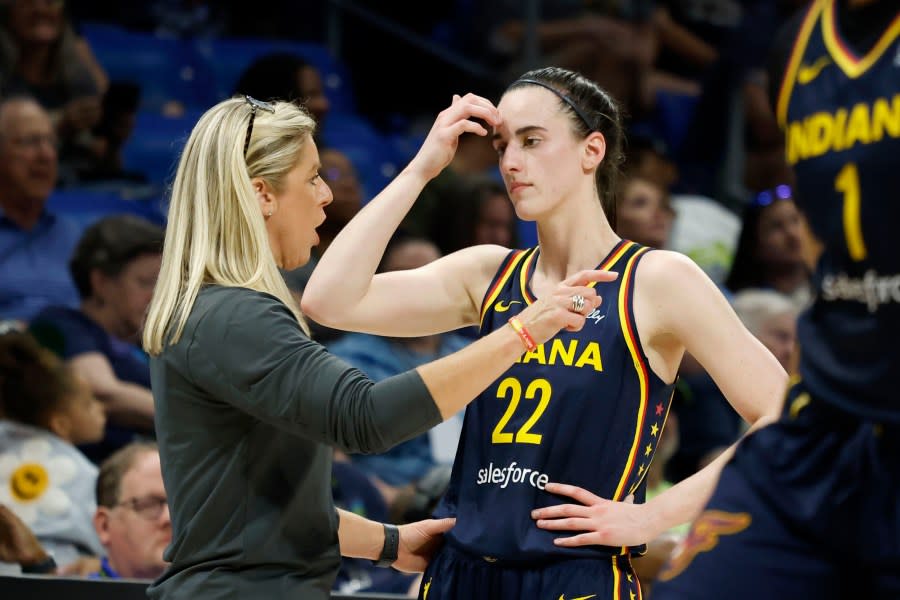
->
xmin=822 ymin=0 xmax=900 ymax=79
xmin=611 ymin=246 xmax=651 ymax=510
xmin=776 ymin=0 xmax=823 ymax=127
xmin=612 ymin=554 xmax=622 ymax=600
xmin=595 ymin=241 xmax=634 ymax=285
xmin=519 ymin=248 xmax=539 ymax=304
xmin=479 ymin=249 xmax=528 ymax=328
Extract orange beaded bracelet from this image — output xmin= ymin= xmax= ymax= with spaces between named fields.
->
xmin=508 ymin=316 xmax=537 ymax=352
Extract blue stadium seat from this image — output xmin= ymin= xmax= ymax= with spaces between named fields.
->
xmin=652 ymin=91 xmax=700 ymax=155
xmin=80 ymin=22 xmax=214 ymax=112
xmin=320 ymin=115 xmax=399 ymax=200
xmin=121 ymin=111 xmax=203 ymax=185
xmin=47 ymin=188 xmax=167 ymax=231
xmin=192 ymin=38 xmax=355 ymax=113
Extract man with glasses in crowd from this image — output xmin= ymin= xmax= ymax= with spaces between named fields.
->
xmin=0 ymin=96 xmax=81 ymax=324
xmin=91 ymin=442 xmax=170 ymax=580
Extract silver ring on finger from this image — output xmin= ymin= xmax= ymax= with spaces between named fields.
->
xmin=570 ymin=294 xmax=586 ymax=313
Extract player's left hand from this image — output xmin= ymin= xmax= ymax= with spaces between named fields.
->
xmin=532 ymin=483 xmax=655 ymax=547
xmin=393 ymin=517 xmax=455 ymax=572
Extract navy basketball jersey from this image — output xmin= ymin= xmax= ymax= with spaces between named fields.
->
xmin=776 ymin=0 xmax=900 ymax=422
xmin=434 ymin=240 xmax=675 ymax=561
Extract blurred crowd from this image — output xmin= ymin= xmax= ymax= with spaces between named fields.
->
xmin=0 ymin=1 xmax=815 ymax=596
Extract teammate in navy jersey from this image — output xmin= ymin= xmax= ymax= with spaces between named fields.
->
xmin=303 ymin=67 xmax=785 ymax=599
xmin=653 ymin=1 xmax=900 ymax=598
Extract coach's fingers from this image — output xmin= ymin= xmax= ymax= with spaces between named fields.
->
xmin=562 ymin=269 xmax=618 ymax=287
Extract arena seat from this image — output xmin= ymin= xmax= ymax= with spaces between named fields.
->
xmin=80 ymin=22 xmax=214 ymax=113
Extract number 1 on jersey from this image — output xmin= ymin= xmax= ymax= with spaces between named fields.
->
xmin=835 ymin=163 xmax=867 ymax=261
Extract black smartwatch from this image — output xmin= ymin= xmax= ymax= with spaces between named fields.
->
xmin=371 ymin=523 xmax=399 ymax=568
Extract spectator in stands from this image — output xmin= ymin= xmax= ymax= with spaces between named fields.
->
xmin=73 ymin=82 xmax=147 ymax=185
xmin=234 ymin=52 xmax=330 ymax=126
xmin=625 ymin=133 xmax=680 ymax=190
xmin=657 ymin=1 xmax=786 ymax=198
xmin=725 ymin=187 xmax=812 ymax=307
xmin=473 ymin=2 xmax=687 ymax=117
xmin=615 ymin=172 xmax=675 ymax=249
xmin=0 ymin=0 xmax=108 ymax=181
xmin=91 ymin=442 xmax=169 ymax=580
xmin=29 ymin=215 xmax=163 ymax=464
xmin=403 ymin=131 xmax=499 ymax=240
xmin=316 ymin=148 xmax=364 ymax=253
xmin=732 ymin=288 xmax=798 ymax=374
xmin=0 ymin=96 xmax=81 ymax=323
xmin=0 ymin=331 xmax=105 ymax=569
xmin=431 ymin=176 xmax=517 ymax=256
xmin=0 ymin=502 xmax=58 ymax=574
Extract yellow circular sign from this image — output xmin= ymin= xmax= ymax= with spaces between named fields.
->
xmin=10 ymin=462 xmax=49 ymax=502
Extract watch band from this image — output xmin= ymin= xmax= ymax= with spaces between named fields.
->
xmin=371 ymin=523 xmax=400 ymax=568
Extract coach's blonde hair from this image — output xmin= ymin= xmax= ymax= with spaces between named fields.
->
xmin=143 ymin=97 xmax=313 ymax=355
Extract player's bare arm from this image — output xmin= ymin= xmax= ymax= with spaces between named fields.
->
xmin=303 ymin=94 xmax=505 ymax=335
xmin=532 ymin=251 xmax=787 ymax=546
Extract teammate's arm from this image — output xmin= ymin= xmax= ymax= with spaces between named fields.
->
xmin=302 ymin=94 xmax=506 ymax=336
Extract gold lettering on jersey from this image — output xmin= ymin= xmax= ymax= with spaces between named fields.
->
xmin=785 ymin=94 xmax=900 ymax=164
xmin=548 ymin=338 xmax=577 ymax=364
xmin=517 ymin=339 xmax=603 ymax=372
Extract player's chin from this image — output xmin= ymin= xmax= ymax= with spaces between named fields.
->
xmin=512 ymin=203 xmax=540 ymax=223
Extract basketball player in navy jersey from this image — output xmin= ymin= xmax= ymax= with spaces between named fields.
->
xmin=303 ymin=67 xmax=786 ymax=599
xmin=653 ymin=1 xmax=900 ymax=598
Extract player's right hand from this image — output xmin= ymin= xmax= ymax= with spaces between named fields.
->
xmin=406 ymin=93 xmax=500 ymax=182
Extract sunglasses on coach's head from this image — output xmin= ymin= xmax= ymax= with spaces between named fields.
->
xmin=753 ymin=184 xmax=793 ymax=207
xmin=243 ymin=95 xmax=276 ymax=157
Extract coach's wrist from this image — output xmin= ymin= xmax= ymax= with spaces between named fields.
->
xmin=371 ymin=523 xmax=399 ymax=567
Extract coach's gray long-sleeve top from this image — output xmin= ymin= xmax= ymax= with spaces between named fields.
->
xmin=147 ymin=286 xmax=441 ymax=600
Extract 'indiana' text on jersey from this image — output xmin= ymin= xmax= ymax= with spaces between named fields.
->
xmin=433 ymin=241 xmax=675 ymax=561
xmin=776 ymin=0 xmax=900 ymax=423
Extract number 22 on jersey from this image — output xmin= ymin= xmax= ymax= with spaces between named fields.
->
xmin=492 ymin=377 xmax=552 ymax=445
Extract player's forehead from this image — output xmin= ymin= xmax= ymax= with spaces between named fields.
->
xmin=495 ymin=86 xmax=566 ymax=136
